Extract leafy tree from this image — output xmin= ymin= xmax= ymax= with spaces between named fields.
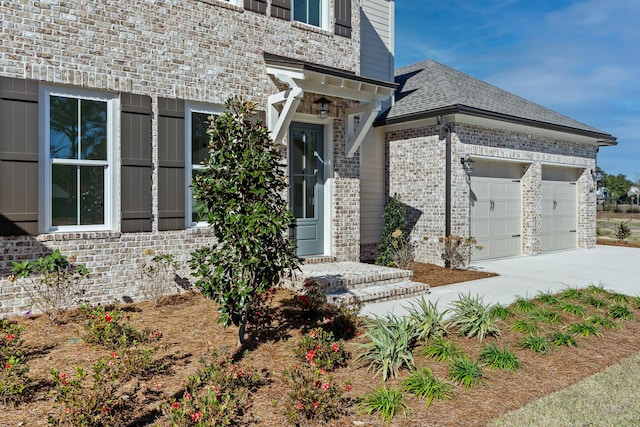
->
xmin=189 ymin=98 xmax=300 ymax=345
xmin=601 ymin=171 xmax=632 ymax=201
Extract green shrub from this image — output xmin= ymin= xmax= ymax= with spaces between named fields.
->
xmin=610 ymin=292 xmax=630 ymax=305
xmin=511 ymin=319 xmax=538 ymax=334
xmin=479 ymin=344 xmax=520 ymax=371
xmin=283 ymin=365 xmax=351 ymax=425
xmin=48 ymin=361 xmax=122 ymax=426
xmin=632 ymin=296 xmax=640 ymax=309
xmin=615 ymin=220 xmax=631 ymax=241
xmin=406 ymin=297 xmax=449 ymax=341
xmin=355 ymin=315 xmax=416 ymax=381
xmin=585 ymin=283 xmax=609 ymax=296
xmin=519 ymin=334 xmax=551 ymax=354
xmin=582 ymin=294 xmax=607 ymax=308
xmin=528 ymin=308 xmax=562 ymax=325
xmin=489 ymin=305 xmax=513 ymax=320
xmin=559 ymin=287 xmax=585 ymax=301
xmin=448 ymin=293 xmax=500 ymax=341
xmin=162 ymin=353 xmax=258 ymax=426
xmin=513 ymin=296 xmax=536 ymax=312
xmin=189 ymin=99 xmax=300 ymax=345
xmin=547 ymin=331 xmax=578 ymax=348
xmin=360 ymin=386 xmax=409 ymax=424
xmin=293 ymin=328 xmax=348 ymax=371
xmin=449 ymin=357 xmax=483 ymax=388
xmin=420 ymin=336 xmax=464 ymax=362
xmin=438 ymin=235 xmax=483 ymax=269
xmin=534 ymin=291 xmax=560 ymax=305
xmin=558 ymin=303 xmax=585 ymax=317
xmin=327 ymin=299 xmax=362 ymax=340
xmin=294 ymin=279 xmax=327 ymax=315
xmin=568 ymin=322 xmax=602 ymax=337
xmin=81 ymin=305 xmax=163 ymax=349
xmin=402 ymin=367 xmax=453 ymax=406
xmin=585 ymin=315 xmax=618 ymax=329
xmin=608 ymin=305 xmax=635 ymax=320
xmin=0 ymin=320 xmax=29 ymax=403
xmin=10 ymin=250 xmax=89 ymax=324
xmin=376 ymin=195 xmax=408 ymax=268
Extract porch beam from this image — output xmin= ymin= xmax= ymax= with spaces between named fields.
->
xmin=345 ymin=101 xmax=381 ymax=158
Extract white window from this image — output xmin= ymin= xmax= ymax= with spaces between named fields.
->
xmin=293 ymin=0 xmax=328 ymax=29
xmin=40 ymin=87 xmax=118 ymax=232
xmin=186 ymin=103 xmax=223 ymax=227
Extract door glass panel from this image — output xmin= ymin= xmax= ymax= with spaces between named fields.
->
xmin=292 ymin=175 xmax=304 ymax=218
xmin=305 ymin=174 xmax=316 ymax=218
xmin=290 ymin=128 xmax=319 ymax=220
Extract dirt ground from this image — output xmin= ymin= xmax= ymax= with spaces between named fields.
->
xmin=3 ymin=259 xmax=640 ymax=426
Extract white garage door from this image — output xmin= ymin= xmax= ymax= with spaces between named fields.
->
xmin=471 ymin=162 xmax=523 ymax=260
xmin=542 ymin=167 xmax=579 ymax=252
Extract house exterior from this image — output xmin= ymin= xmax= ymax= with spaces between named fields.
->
xmin=361 ymin=60 xmax=617 ymax=264
xmin=0 ymin=0 xmax=395 ymax=317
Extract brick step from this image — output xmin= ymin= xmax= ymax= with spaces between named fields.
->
xmin=326 ymin=280 xmax=431 ymax=306
xmin=292 ymin=261 xmax=413 ymax=294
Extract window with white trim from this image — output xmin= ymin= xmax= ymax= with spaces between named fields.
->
xmin=186 ymin=104 xmax=223 ymax=227
xmin=41 ymin=87 xmax=117 ymax=232
xmin=293 ymin=0 xmax=328 ymax=29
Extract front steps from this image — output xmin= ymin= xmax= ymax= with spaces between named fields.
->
xmin=291 ymin=261 xmax=431 ymax=306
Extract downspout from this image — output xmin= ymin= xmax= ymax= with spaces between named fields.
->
xmin=439 ymin=116 xmax=452 ymax=238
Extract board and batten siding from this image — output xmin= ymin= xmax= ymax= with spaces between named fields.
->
xmin=360 ymin=127 xmax=386 ymax=246
xmin=360 ymin=0 xmax=394 ymax=82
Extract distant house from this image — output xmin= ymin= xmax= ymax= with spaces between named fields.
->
xmin=361 ymin=59 xmax=617 ymax=263
xmin=0 ymin=0 xmax=395 ymax=316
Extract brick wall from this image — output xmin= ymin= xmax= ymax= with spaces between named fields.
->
xmin=385 ymin=121 xmax=598 ymax=266
xmin=0 ymin=0 xmax=364 ymax=317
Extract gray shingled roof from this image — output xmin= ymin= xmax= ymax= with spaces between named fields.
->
xmin=377 ymin=59 xmax=616 ymax=143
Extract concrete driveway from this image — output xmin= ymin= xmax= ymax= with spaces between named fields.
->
xmin=362 ymin=245 xmax=640 ymax=318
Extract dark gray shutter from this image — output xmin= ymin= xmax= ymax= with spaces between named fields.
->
xmin=271 ymin=0 xmax=291 ymax=20
xmin=157 ymin=98 xmax=186 ymax=231
xmin=334 ymin=0 xmax=352 ymax=38
xmin=0 ymin=77 xmax=39 ymax=236
xmin=244 ymin=0 xmax=266 ymax=14
xmin=120 ymin=93 xmax=152 ymax=232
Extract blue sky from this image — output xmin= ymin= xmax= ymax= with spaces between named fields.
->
xmin=394 ymin=0 xmax=640 ymax=182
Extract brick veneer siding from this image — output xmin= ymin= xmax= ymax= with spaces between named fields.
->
xmin=0 ymin=0 xmax=364 ymax=316
xmin=385 ymin=121 xmax=598 ymax=266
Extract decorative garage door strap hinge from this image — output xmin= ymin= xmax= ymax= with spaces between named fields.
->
xmin=570 ymin=230 xmax=577 ymax=233
xmin=511 ymin=234 xmax=521 ymax=238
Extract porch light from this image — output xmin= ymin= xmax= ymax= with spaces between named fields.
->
xmin=592 ymin=169 xmax=602 ymax=182
xmin=314 ymin=96 xmax=332 ymax=119
xmin=461 ymin=155 xmax=474 ymax=175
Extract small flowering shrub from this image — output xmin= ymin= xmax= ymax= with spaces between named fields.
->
xmin=81 ymin=305 xmax=163 ymax=349
xmin=438 ymin=235 xmax=483 ymax=269
xmin=48 ymin=359 xmax=122 ymax=426
xmin=138 ymin=249 xmax=181 ymax=307
xmin=283 ymin=365 xmax=352 ymax=424
xmin=10 ymin=250 xmax=89 ymax=323
xmin=0 ymin=320 xmax=29 ymax=403
xmin=327 ymin=299 xmax=363 ymax=340
xmin=117 ymin=346 xmax=165 ymax=380
xmin=161 ymin=353 xmax=258 ymax=426
xmin=293 ymin=328 xmax=348 ymax=371
xmin=295 ymin=279 xmax=326 ymax=314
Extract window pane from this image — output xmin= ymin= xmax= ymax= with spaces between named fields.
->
xmin=192 ymin=112 xmax=210 ymax=165
xmin=80 ymin=166 xmax=104 ymax=225
xmin=308 ymin=0 xmax=321 ymax=26
xmin=191 ymin=169 xmax=206 ymax=224
xmin=80 ymin=99 xmax=107 ymax=160
xmin=305 ymin=175 xmax=316 ymax=218
xmin=52 ymin=164 xmax=78 ymax=226
xmin=50 ymin=96 xmax=78 ymax=160
xmin=292 ymin=175 xmax=304 ymax=218
xmin=294 ymin=0 xmax=307 ymax=23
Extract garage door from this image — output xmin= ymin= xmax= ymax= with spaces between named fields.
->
xmin=542 ymin=167 xmax=579 ymax=252
xmin=471 ymin=162 xmax=523 ymax=260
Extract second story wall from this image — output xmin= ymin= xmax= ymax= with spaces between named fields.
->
xmin=360 ymin=0 xmax=394 ymax=82
xmin=1 ymin=0 xmax=361 ymax=104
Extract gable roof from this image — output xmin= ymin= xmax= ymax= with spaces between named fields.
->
xmin=376 ymin=59 xmax=617 ymax=145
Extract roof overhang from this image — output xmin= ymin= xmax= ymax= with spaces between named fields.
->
xmin=375 ymin=104 xmax=618 ymax=147
xmin=265 ymin=53 xmax=396 ymax=157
